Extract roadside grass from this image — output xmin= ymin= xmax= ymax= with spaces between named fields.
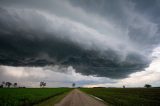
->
xmin=80 ymin=88 xmax=160 ymax=106
xmin=0 ymin=88 xmax=72 ymax=106
xmin=35 ymin=90 xmax=70 ymax=106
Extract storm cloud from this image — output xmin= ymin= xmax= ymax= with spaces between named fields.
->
xmin=0 ymin=0 xmax=160 ymax=79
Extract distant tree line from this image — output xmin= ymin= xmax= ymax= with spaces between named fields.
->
xmin=0 ymin=81 xmax=19 ymax=88
xmin=0 ymin=81 xmax=152 ymax=88
xmin=0 ymin=81 xmax=48 ymax=88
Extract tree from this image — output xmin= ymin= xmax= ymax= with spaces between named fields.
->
xmin=5 ymin=82 xmax=12 ymax=88
xmin=144 ymin=84 xmax=152 ymax=88
xmin=40 ymin=82 xmax=46 ymax=88
xmin=43 ymin=82 xmax=46 ymax=87
xmin=0 ymin=84 xmax=3 ymax=88
xmin=72 ymin=83 xmax=75 ymax=88
xmin=14 ymin=83 xmax=18 ymax=88
xmin=2 ymin=81 xmax=5 ymax=87
xmin=40 ymin=82 xmax=43 ymax=88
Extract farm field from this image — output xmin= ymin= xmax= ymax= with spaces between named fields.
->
xmin=0 ymin=88 xmax=71 ymax=106
xmin=80 ymin=88 xmax=160 ymax=106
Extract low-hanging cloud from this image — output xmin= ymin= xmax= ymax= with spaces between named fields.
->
xmin=0 ymin=0 xmax=160 ymax=79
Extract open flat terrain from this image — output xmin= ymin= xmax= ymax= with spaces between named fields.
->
xmin=1 ymin=88 xmax=160 ymax=106
xmin=0 ymin=88 xmax=71 ymax=106
xmin=81 ymin=88 xmax=160 ymax=106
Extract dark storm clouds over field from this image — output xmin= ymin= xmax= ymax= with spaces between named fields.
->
xmin=0 ymin=0 xmax=160 ymax=79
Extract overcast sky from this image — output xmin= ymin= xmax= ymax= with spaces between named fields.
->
xmin=0 ymin=0 xmax=160 ymax=87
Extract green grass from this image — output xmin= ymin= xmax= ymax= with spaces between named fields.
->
xmin=0 ymin=88 xmax=71 ymax=106
xmin=80 ymin=88 xmax=160 ymax=106
xmin=35 ymin=91 xmax=70 ymax=106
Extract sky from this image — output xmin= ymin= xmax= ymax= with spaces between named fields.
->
xmin=0 ymin=0 xmax=160 ymax=87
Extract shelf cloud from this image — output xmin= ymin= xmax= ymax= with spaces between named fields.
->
xmin=0 ymin=0 xmax=160 ymax=79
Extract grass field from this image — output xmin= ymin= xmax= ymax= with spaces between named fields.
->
xmin=1 ymin=88 xmax=160 ymax=106
xmin=80 ymin=88 xmax=160 ymax=106
xmin=0 ymin=88 xmax=71 ymax=106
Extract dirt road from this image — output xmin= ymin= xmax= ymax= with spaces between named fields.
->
xmin=55 ymin=89 xmax=107 ymax=106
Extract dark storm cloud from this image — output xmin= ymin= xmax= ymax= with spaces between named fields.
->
xmin=0 ymin=0 xmax=159 ymax=79
xmin=70 ymin=0 xmax=160 ymax=45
